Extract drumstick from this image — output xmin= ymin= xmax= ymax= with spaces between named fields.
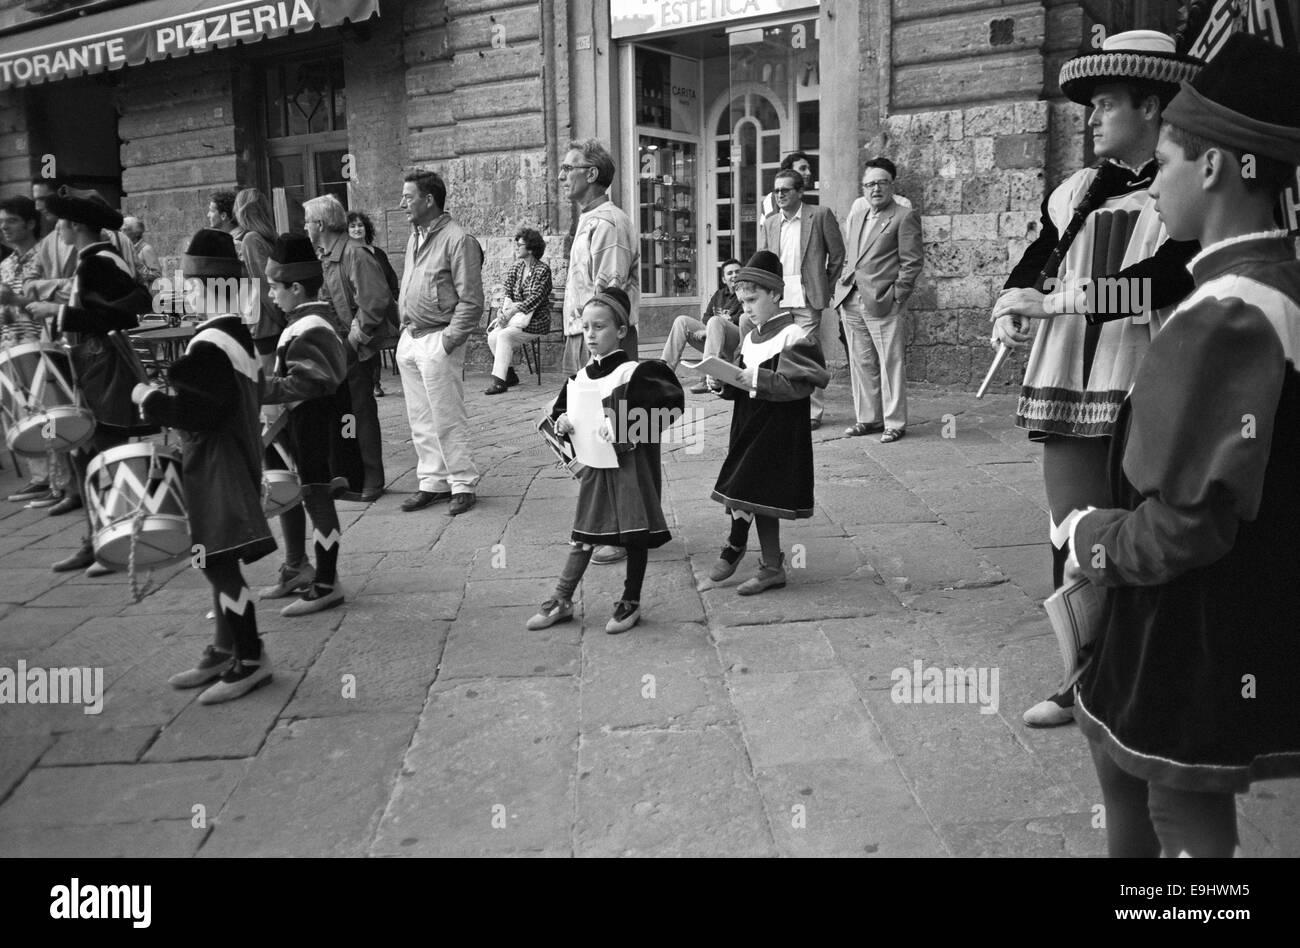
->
xmin=976 ymin=343 xmax=1009 ymax=399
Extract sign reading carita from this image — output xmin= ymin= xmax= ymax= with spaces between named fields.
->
xmin=610 ymin=0 xmax=817 ymax=39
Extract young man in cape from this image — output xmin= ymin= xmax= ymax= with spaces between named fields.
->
xmin=1059 ymin=32 xmax=1300 ymax=857
xmin=989 ymin=30 xmax=1203 ymax=727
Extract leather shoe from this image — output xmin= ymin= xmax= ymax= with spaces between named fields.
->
xmin=506 ymin=367 xmax=521 ymax=387
xmin=449 ymin=492 xmax=477 ymax=516
xmin=810 ymin=419 xmax=822 ymax=431
xmin=48 ymin=493 xmax=83 ymax=516
xmin=52 ymin=545 xmax=95 ymax=572
xmin=401 ymin=490 xmax=451 ymax=512
xmin=359 ymin=486 xmax=385 ymax=503
xmin=1022 ymin=696 xmax=1075 ymax=728
xmin=881 ymin=427 xmax=906 ymax=444
xmin=484 ymin=377 xmax=509 ymax=395
xmin=844 ymin=422 xmax=884 ymax=437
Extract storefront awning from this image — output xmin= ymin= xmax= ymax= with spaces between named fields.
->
xmin=0 ymin=0 xmax=379 ymax=91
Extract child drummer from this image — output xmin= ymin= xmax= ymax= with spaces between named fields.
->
xmin=258 ymin=234 xmax=350 ymax=615
xmin=709 ymin=251 xmax=830 ymax=594
xmin=132 ymin=229 xmax=277 ymax=705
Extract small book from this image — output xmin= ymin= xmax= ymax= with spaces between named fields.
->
xmin=681 ymin=355 xmax=748 ymax=389
xmin=1043 ymin=578 xmax=1108 ymax=689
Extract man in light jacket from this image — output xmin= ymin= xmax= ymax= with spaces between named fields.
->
xmin=394 ymin=170 xmax=483 ymax=516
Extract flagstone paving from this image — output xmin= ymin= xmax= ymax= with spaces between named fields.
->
xmin=2 ymin=368 xmax=1296 ymax=857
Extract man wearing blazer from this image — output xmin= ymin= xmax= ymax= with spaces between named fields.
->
xmin=833 ymin=157 xmax=923 ymax=443
xmin=758 ymin=169 xmax=845 ymax=427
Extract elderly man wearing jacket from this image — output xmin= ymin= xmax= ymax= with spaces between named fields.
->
xmin=394 ymin=170 xmax=483 ymax=516
xmin=304 ymin=194 xmax=395 ymax=503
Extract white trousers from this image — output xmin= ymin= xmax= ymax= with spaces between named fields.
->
xmin=487 ymin=324 xmax=530 ymax=380
xmin=396 ymin=329 xmax=480 ymax=494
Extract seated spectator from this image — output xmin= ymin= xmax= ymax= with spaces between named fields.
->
xmin=661 ymin=258 xmax=743 ymax=393
xmin=121 ymin=216 xmax=161 ymax=288
xmin=485 ymin=227 xmax=553 ymax=395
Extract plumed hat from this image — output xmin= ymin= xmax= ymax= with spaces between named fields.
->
xmin=735 ymin=250 xmax=784 ymax=294
xmin=585 ymin=285 xmax=632 ymax=327
xmin=1060 ymin=30 xmax=1203 ymax=107
xmin=43 ymin=186 xmax=123 ymax=232
xmin=264 ymin=233 xmax=322 ymax=285
xmin=1163 ymin=32 xmax=1300 ymax=165
xmin=182 ymin=228 xmax=243 ymax=279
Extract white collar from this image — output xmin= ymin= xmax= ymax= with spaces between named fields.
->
xmin=779 ymin=203 xmax=803 ymax=225
xmin=1187 ymin=229 xmax=1290 ymax=272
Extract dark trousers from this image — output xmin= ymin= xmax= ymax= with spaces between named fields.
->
xmin=346 ymin=349 xmax=385 ymax=491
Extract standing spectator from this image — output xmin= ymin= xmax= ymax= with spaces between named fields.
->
xmin=233 ymin=189 xmax=286 ymax=367
xmin=559 ymin=139 xmax=640 ymax=564
xmin=558 ymin=138 xmax=639 ymax=376
xmin=760 ymin=152 xmax=815 ymax=220
xmin=121 ymin=216 xmax=162 ymax=289
xmin=304 ymin=194 xmax=392 ymax=503
xmin=661 ymin=257 xmax=743 ymax=392
xmin=834 ymin=157 xmax=923 ymax=443
xmin=25 ymin=179 xmax=75 ymax=305
xmin=348 ymin=210 xmax=399 ymax=398
xmin=394 ymin=170 xmax=482 ymax=516
xmin=758 ymin=168 xmax=845 ymax=429
xmin=485 ymin=227 xmax=553 ymax=395
xmin=207 ymin=189 xmax=242 ymax=242
xmin=0 ymin=196 xmax=58 ymax=506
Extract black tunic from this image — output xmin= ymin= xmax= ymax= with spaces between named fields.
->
xmin=140 ymin=316 xmax=275 ymax=564
xmin=1073 ymin=236 xmax=1300 ymax=793
xmin=711 ymin=314 xmax=829 ymax=519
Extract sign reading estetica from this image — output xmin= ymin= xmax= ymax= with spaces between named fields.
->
xmin=610 ymin=0 xmax=818 ymax=39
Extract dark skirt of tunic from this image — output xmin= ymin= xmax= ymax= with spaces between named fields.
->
xmin=711 ymin=395 xmax=814 ymax=518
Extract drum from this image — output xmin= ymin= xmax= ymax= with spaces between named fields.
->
xmin=86 ymin=443 xmax=190 ymax=569
xmin=262 ymin=440 xmax=303 ymax=517
xmin=0 ymin=341 xmax=96 ymax=456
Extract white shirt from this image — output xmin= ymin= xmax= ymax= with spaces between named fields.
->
xmin=777 ymin=204 xmax=805 ymax=309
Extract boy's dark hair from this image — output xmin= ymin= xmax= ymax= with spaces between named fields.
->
xmin=0 ymin=195 xmax=40 ymax=226
xmin=733 ymin=279 xmax=781 ymax=298
xmin=209 ymin=189 xmax=237 ymax=219
xmin=720 ymin=257 xmax=741 ymax=271
xmin=273 ymin=274 xmax=324 ymax=299
xmin=1164 ymin=123 xmax=1297 ymax=199
xmin=780 ymin=152 xmax=810 ymax=170
xmin=863 ymin=156 xmax=897 ymax=180
xmin=405 ymin=170 xmax=447 ymax=211
xmin=31 ymin=177 xmax=64 ymax=193
xmin=514 ymin=226 xmax=546 ymax=258
xmin=1107 ymin=80 xmax=1171 ymax=111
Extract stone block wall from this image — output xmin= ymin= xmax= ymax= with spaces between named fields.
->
xmin=885 ymin=101 xmax=1049 ymax=389
xmin=114 ymin=55 xmax=241 ymax=272
xmin=0 ymin=89 xmax=30 ymax=195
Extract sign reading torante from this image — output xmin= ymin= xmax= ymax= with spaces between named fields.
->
xmin=0 ymin=0 xmax=378 ymax=89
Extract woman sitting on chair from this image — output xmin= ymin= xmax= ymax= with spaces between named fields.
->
xmin=485 ymin=227 xmax=552 ymax=395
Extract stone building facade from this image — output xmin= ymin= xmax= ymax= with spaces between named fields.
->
xmin=0 ymin=0 xmax=1188 ymax=386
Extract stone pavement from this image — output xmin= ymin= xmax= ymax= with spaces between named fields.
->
xmin=2 ymin=365 xmax=1297 ymax=858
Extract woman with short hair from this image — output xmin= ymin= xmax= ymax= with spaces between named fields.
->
xmin=485 ymin=227 xmax=552 ymax=395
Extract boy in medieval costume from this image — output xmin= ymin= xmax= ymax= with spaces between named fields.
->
xmin=1060 ymin=32 xmax=1300 ymax=857
xmin=133 ymin=229 xmax=277 ymax=705
xmin=989 ymin=30 xmax=1203 ymax=727
xmin=708 ymin=251 xmax=830 ymax=595
xmin=258 ymin=233 xmax=350 ymax=616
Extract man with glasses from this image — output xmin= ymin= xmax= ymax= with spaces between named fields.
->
xmin=758 ymin=168 xmax=845 ymax=429
xmin=303 ymin=193 xmax=394 ymax=503
xmin=833 ymin=157 xmax=923 ymax=443
xmin=558 ymin=138 xmax=639 ymax=377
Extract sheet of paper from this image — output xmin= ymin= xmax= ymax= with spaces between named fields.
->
xmin=565 ymin=379 xmax=618 ymax=469
xmin=681 ymin=355 xmax=748 ymax=389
